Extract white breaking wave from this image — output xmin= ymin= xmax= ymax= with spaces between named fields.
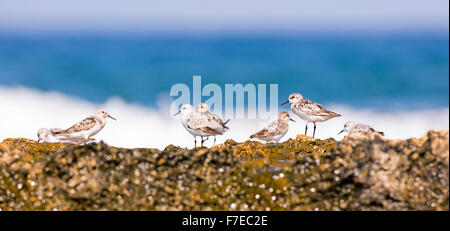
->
xmin=0 ymin=86 xmax=448 ymax=149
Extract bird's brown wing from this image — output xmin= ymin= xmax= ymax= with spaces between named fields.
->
xmin=250 ymin=129 xmax=269 ymax=139
xmin=207 ymin=113 xmax=229 ymax=129
xmin=54 ymin=116 xmax=97 ymax=134
xmin=198 ymin=126 xmax=223 ymax=135
xmin=300 ymin=99 xmax=341 ymax=117
xmin=251 ymin=120 xmax=280 ymax=139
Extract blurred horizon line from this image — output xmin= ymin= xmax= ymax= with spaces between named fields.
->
xmin=0 ymin=28 xmax=448 ymax=39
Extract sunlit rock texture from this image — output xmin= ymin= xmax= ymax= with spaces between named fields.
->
xmin=0 ymin=130 xmax=448 ymax=211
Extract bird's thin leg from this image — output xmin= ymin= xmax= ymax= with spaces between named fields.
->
xmin=201 ymin=137 xmax=204 ymax=147
xmin=213 ymin=136 xmax=216 ymax=146
xmin=313 ymin=123 xmax=317 ymax=138
xmin=305 ymin=123 xmax=308 ymax=135
xmin=201 ymin=137 xmax=209 ymax=147
xmin=83 ymin=136 xmax=90 ymax=145
xmin=194 ymin=136 xmax=197 ymax=148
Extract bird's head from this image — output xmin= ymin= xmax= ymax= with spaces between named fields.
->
xmin=281 ymin=93 xmax=303 ymax=105
xmin=196 ymin=103 xmax=209 ymax=113
xmin=279 ymin=112 xmax=295 ymax=122
xmin=96 ymin=109 xmax=116 ymax=120
xmin=37 ymin=128 xmax=50 ymax=143
xmin=173 ymin=104 xmax=194 ymax=116
xmin=338 ymin=121 xmax=355 ymax=135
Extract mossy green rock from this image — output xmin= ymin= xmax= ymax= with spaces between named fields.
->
xmin=0 ymin=130 xmax=448 ymax=211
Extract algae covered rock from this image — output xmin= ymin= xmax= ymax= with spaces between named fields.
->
xmin=287 ymin=130 xmax=449 ymax=210
xmin=1 ymin=138 xmax=64 ymax=159
xmin=0 ymin=130 xmax=448 ymax=211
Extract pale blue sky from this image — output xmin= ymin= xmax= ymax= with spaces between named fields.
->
xmin=0 ymin=0 xmax=448 ymax=34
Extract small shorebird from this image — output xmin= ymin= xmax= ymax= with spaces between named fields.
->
xmin=250 ymin=112 xmax=295 ymax=143
xmin=338 ymin=121 xmax=384 ymax=136
xmin=174 ymin=104 xmax=228 ymax=148
xmin=281 ymin=93 xmax=341 ymax=138
xmin=52 ymin=109 xmax=116 ymax=144
xmin=196 ymin=103 xmax=229 ymax=145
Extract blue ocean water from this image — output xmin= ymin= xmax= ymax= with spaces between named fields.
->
xmin=0 ymin=35 xmax=448 ymax=110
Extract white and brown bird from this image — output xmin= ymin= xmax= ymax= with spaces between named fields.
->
xmin=52 ymin=109 xmax=116 ymax=144
xmin=174 ymin=103 xmax=229 ymax=147
xmin=282 ymin=93 xmax=341 ymax=138
xmin=196 ymin=103 xmax=229 ymax=146
xmin=338 ymin=121 xmax=384 ymax=136
xmin=250 ymin=112 xmax=295 ymax=143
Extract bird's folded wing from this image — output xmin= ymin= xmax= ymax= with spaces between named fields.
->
xmin=207 ymin=113 xmax=228 ymax=129
xmin=297 ymin=99 xmax=324 ymax=112
xmin=198 ymin=126 xmax=223 ymax=135
xmin=311 ymin=110 xmax=340 ymax=116
xmin=264 ymin=120 xmax=279 ymax=134
xmin=298 ymin=100 xmax=340 ymax=116
xmin=54 ymin=117 xmax=97 ymax=135
xmin=251 ymin=129 xmax=269 ymax=138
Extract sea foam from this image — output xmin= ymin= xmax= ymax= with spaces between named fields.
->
xmin=1 ymin=86 xmax=448 ymax=149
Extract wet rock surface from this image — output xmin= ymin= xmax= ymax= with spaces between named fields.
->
xmin=0 ymin=130 xmax=448 ymax=211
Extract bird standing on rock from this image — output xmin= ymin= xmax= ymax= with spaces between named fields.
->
xmin=282 ymin=93 xmax=341 ymax=138
xmin=250 ymin=112 xmax=295 ymax=143
xmin=196 ymin=103 xmax=229 ymax=146
xmin=174 ymin=104 xmax=228 ymax=148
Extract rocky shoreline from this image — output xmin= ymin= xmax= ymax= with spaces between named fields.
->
xmin=0 ymin=130 xmax=448 ymax=211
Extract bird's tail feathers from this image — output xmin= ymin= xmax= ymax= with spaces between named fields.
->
xmin=222 ymin=119 xmax=231 ymax=130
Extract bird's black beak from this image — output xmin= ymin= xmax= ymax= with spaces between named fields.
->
xmin=290 ymin=118 xmax=296 ymax=122
xmin=281 ymin=100 xmax=289 ymax=105
xmin=173 ymin=111 xmax=181 ymax=116
xmin=108 ymin=114 xmax=117 ymax=120
xmin=338 ymin=130 xmax=344 ymax=135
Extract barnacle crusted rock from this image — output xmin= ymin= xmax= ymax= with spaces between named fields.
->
xmin=0 ymin=130 xmax=448 ymax=211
